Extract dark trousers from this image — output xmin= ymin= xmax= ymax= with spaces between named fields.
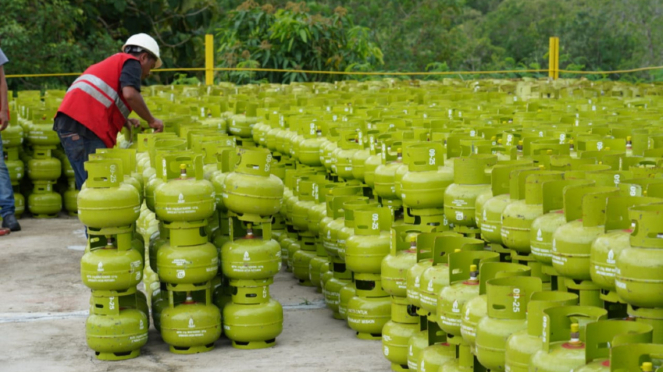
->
xmin=55 ymin=129 xmax=106 ymax=190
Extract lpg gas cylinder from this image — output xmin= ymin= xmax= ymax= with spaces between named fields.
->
xmin=573 ymin=320 xmax=653 ymax=372
xmin=347 ymin=296 xmax=392 ymax=340
xmin=481 ymin=166 xmax=539 ymax=244
xmin=552 ymin=185 xmax=619 ymax=281
xmin=475 ymin=276 xmax=542 ymax=371
xmin=81 ymin=239 xmax=143 ymax=291
xmin=590 ymin=196 xmax=660 ymax=292
xmin=374 ymin=146 xmax=404 ymax=201
xmin=530 ymin=180 xmax=593 ymax=266
xmin=221 ymin=225 xmax=281 ymax=281
xmin=608 ymin=344 xmax=663 ymax=372
xmin=381 ymin=226 xmax=437 ymax=297
xmin=400 ymin=143 xmax=452 ymax=209
xmin=155 ymin=156 xmax=215 ymax=223
xmin=444 ymin=155 xmax=497 ymax=227
xmin=616 ymin=204 xmax=663 ymax=308
xmin=86 ymin=292 xmax=148 ymax=360
xmin=345 ymin=207 xmax=392 ymax=277
xmin=331 ymin=129 xmax=363 ymax=180
xmin=223 ymin=147 xmax=284 ymax=217
xmin=501 ymin=171 xmax=564 ymax=253
xmin=223 ymin=298 xmax=283 ymax=349
xmin=78 ymin=159 xmax=140 ymax=228
xmin=452 ymin=261 xmax=530 ymax=348
xmin=504 ymin=291 xmax=578 ymax=372
xmin=438 ymin=252 xmax=507 ymax=338
xmin=161 ymin=290 xmax=222 ymax=354
xmin=420 ymin=236 xmax=485 ymax=316
xmin=529 ymin=306 xmax=608 ymax=372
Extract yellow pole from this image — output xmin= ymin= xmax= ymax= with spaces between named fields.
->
xmin=554 ymin=37 xmax=560 ymax=79
xmin=205 ymin=34 xmax=214 ymax=86
xmin=549 ymin=37 xmax=559 ymax=80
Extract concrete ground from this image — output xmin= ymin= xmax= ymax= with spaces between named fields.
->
xmin=0 ymin=216 xmax=386 ymax=372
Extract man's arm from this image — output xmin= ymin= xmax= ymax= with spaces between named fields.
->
xmin=0 ymin=65 xmax=9 ymax=131
xmin=122 ymin=86 xmax=163 ymax=132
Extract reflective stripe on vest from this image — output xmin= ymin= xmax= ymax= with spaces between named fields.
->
xmin=66 ymin=74 xmax=130 ymax=118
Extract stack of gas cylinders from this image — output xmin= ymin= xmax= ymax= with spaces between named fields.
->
xmin=48 ymin=78 xmax=663 ymax=369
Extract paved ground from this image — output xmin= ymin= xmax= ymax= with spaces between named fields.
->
xmin=0 ymin=216 xmax=385 ymax=372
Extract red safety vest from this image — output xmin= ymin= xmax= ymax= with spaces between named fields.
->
xmin=58 ymin=53 xmax=138 ymax=148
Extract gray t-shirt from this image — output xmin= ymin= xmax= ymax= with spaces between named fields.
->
xmin=0 ymin=48 xmax=8 ymax=66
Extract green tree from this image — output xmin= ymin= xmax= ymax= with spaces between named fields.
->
xmin=215 ymin=1 xmax=384 ymax=84
xmin=0 ymin=0 xmax=221 ymax=91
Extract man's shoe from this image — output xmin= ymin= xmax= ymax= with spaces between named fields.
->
xmin=1 ymin=214 xmax=21 ymax=232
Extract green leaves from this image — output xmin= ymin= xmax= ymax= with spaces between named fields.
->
xmin=215 ymin=1 xmax=383 ymax=84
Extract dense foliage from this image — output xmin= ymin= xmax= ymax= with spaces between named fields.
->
xmin=1 ymin=0 xmax=662 ymax=89
xmin=215 ymin=1 xmax=383 ymax=84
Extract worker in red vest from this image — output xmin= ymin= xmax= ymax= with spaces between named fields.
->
xmin=54 ymin=34 xmax=164 ymax=190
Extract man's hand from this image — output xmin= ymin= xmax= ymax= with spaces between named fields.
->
xmin=0 ymin=110 xmax=8 ymax=131
xmin=128 ymin=118 xmax=141 ymax=128
xmin=148 ymin=118 xmax=164 ymax=133
xmin=123 ymin=118 xmax=141 ymax=130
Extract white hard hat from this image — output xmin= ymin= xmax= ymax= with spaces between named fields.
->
xmin=123 ymin=33 xmax=162 ymax=68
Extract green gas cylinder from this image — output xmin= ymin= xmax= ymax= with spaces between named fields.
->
xmin=616 ymin=204 xmax=663 ymax=308
xmin=421 ymin=236 xmax=486 ymax=316
xmin=573 ymin=320 xmax=653 ymax=372
xmin=445 ymin=155 xmax=497 ymax=227
xmin=400 ymin=143 xmax=452 ymax=209
xmin=332 ymin=129 xmax=363 ymax=180
xmin=157 ymin=221 xmax=218 ymax=284
xmin=81 ymin=239 xmax=143 ymax=291
xmin=374 ymin=146 xmax=404 ymax=201
xmin=529 ymin=306 xmax=608 ymax=372
xmin=608 ymin=344 xmax=663 ymax=372
xmin=437 ymin=251 xmax=499 ymax=336
xmin=552 ymin=185 xmax=619 ymax=281
xmin=161 ymin=290 xmax=222 ymax=354
xmin=460 ymin=262 xmax=532 ymax=350
xmin=223 ymin=298 xmax=283 ymax=349
xmin=86 ymin=292 xmax=148 ymax=360
xmin=27 ymin=148 xmax=61 ymax=181
xmin=78 ymin=160 xmax=140 ymax=228
xmin=502 ymin=171 xmax=565 ymax=253
xmin=530 ymin=179 xmax=594 ymax=266
xmin=223 ymin=147 xmax=284 ymax=217
xmin=336 ymin=199 xmax=373 ymax=260
xmin=292 ymin=233 xmax=317 ymax=286
xmin=475 ymin=276 xmax=543 ymax=371
xmin=363 ymin=137 xmax=385 ymax=188
xmin=227 ymin=102 xmax=259 ymax=138
xmin=407 ymin=325 xmax=428 ymax=371
xmin=346 ymin=207 xmax=392 ymax=276
xmin=63 ymin=178 xmax=79 ymax=215
xmin=347 ymin=295 xmax=392 ymax=340
xmin=298 ymin=127 xmax=326 ymax=167
xmin=28 ymin=182 xmax=62 ymax=217
xmin=504 ymin=291 xmax=578 ymax=372
xmin=627 ymin=305 xmax=663 ymax=344
xmin=325 ymin=261 xmax=353 ymax=319
xmin=590 ymin=196 xmax=661 ymax=292
xmin=338 ymin=281 xmax=356 ymax=320
xmin=155 ymin=156 xmax=215 ymax=222
xmin=438 ymin=343 xmax=476 ymax=372
xmin=149 ymin=222 xmax=169 ymax=272
xmin=481 ymin=165 xmax=539 ymax=244
xmin=381 ymin=225 xmax=438 ymax=297
xmin=352 ymin=134 xmax=374 ymax=182
xmin=221 ymin=225 xmax=281 ymax=280
xmin=13 ymin=190 xmax=25 ymax=218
